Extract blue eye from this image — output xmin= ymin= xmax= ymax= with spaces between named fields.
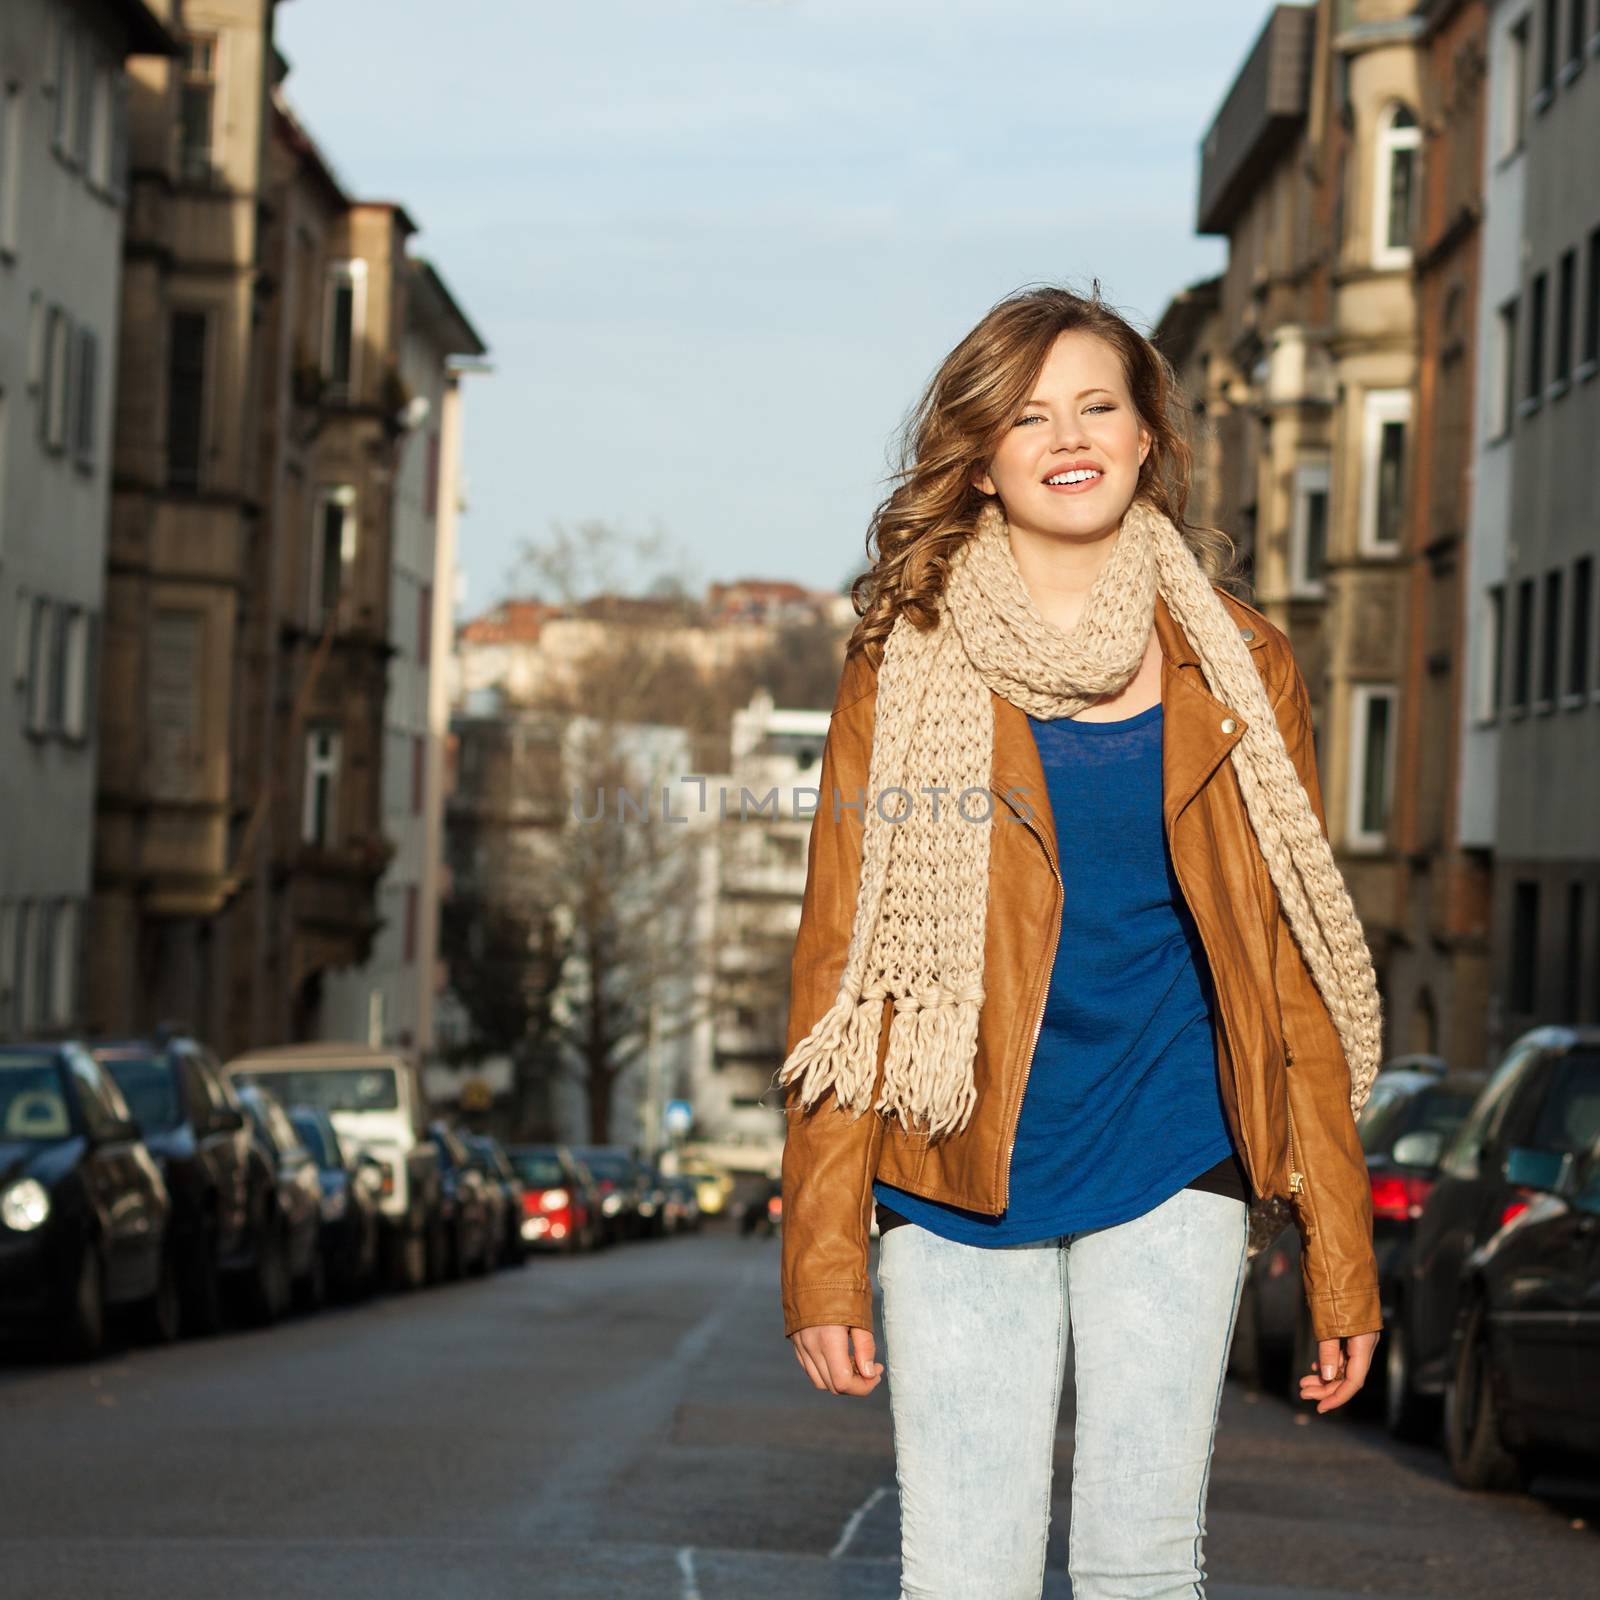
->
xmin=1015 ymin=404 xmax=1115 ymax=425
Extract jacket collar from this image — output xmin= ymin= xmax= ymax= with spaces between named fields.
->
xmin=990 ymin=592 xmax=1269 ymax=873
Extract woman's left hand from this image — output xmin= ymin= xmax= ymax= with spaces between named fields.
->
xmin=1298 ymin=1330 xmax=1379 ymax=1413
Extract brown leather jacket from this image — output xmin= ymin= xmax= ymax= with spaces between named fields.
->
xmin=779 ymin=586 xmax=1382 ymax=1346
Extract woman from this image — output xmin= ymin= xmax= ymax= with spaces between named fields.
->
xmin=773 ymin=284 xmax=1384 ymax=1599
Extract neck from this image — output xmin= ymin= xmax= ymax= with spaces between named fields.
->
xmin=1002 ymin=504 xmax=1127 ymax=633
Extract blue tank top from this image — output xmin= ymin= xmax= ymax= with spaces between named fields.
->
xmin=872 ymin=699 xmax=1237 ymax=1243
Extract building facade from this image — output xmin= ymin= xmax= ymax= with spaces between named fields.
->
xmin=1473 ymin=0 xmax=1600 ymax=1044
xmin=0 ymin=0 xmax=176 ymax=1039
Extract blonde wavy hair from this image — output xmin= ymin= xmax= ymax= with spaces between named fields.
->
xmin=846 ymin=281 xmax=1243 ymax=667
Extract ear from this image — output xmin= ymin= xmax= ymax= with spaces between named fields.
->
xmin=1138 ymin=427 xmax=1152 ymax=467
xmin=971 ymin=466 xmax=996 ymax=496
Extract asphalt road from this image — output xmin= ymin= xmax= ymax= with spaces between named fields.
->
xmin=1 ymin=1225 xmax=1595 ymax=1599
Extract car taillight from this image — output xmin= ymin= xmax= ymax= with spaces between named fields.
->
xmin=1499 ymin=1193 xmax=1532 ymax=1230
xmin=379 ymin=1165 xmax=396 ymax=1198
xmin=1370 ymin=1172 xmax=1433 ymax=1221
xmin=540 ymin=1188 xmax=570 ymax=1211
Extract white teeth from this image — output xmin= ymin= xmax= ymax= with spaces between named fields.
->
xmin=1046 ymin=470 xmax=1101 ymax=485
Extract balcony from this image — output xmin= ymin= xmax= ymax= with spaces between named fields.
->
xmin=1197 ymin=5 xmax=1315 ymax=236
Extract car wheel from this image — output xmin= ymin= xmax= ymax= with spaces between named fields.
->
xmin=62 ymin=1243 xmax=107 ymax=1362
xmin=295 ymin=1241 xmax=327 ymax=1314
xmin=1382 ymin=1301 xmax=1439 ymax=1442
xmin=244 ymin=1223 xmax=291 ymax=1326
xmin=1444 ymin=1297 xmax=1527 ymax=1492
xmin=137 ymin=1241 xmax=183 ymax=1345
xmin=182 ymin=1227 xmax=226 ymax=1338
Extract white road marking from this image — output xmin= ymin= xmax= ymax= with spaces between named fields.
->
xmin=677 ymin=1544 xmax=703 ymax=1600
xmin=830 ymin=1482 xmax=890 ymax=1559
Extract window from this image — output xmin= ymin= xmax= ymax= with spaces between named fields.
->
xmin=179 ymin=33 xmax=217 ymax=184
xmin=1527 ymin=1047 xmax=1600 ymax=1154
xmin=147 ymin=610 xmax=203 ymax=800
xmin=0 ymin=81 xmax=19 ymax=255
xmin=1360 ymin=390 xmax=1410 ymax=554
xmin=41 ymin=307 xmax=70 ymax=452
xmin=418 ymin=582 xmax=434 ymax=668
xmin=1510 ymin=880 xmax=1540 ymax=1014
xmin=404 ymin=885 xmax=419 ymax=964
xmin=72 ymin=32 xmax=93 ymax=169
xmin=424 ymin=431 xmax=441 ymax=517
xmin=106 ymin=71 xmax=129 ymax=202
xmin=323 ymin=261 xmax=366 ymax=402
xmin=69 ymin=1050 xmax=125 ymax=1138
xmin=1538 ymin=0 xmax=1559 ymax=99
xmin=1553 ymin=248 xmax=1577 ymax=391
xmin=49 ymin=903 xmax=80 ymax=1027
xmin=52 ymin=20 xmax=77 ymax=160
xmin=1483 ymin=583 xmax=1507 ymax=719
xmin=1525 ymin=269 xmax=1547 ymax=405
xmin=1503 ymin=13 xmax=1531 ymax=157
xmin=1511 ymin=577 xmax=1535 ymax=712
xmin=1565 ymin=884 xmax=1585 ymax=1019
xmin=412 ymin=733 xmax=425 ymax=815
xmin=59 ymin=609 xmax=92 ymax=741
xmin=303 ymin=726 xmax=342 ymax=846
xmin=310 ymin=486 xmax=357 ymax=626
xmin=10 ymin=903 xmax=34 ymax=1034
xmin=1290 ymin=462 xmax=1329 ymax=595
xmin=1373 ymin=103 xmax=1419 ymax=266
xmin=1572 ymin=556 xmax=1594 ymax=698
xmin=167 ymin=309 xmax=208 ymax=488
xmin=1538 ymin=568 xmax=1563 ymax=706
xmin=25 ymin=598 xmax=54 ymax=736
xmin=1570 ymin=0 xmax=1590 ymax=65
xmin=71 ymin=327 xmax=97 ymax=466
xmin=1347 ymin=684 xmax=1397 ymax=849
xmin=1584 ymin=226 xmax=1600 ymax=370
xmin=1492 ymin=297 xmax=1518 ymax=437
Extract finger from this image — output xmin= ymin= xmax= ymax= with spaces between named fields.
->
xmin=793 ymin=1335 xmax=831 ymax=1393
xmin=850 ymin=1326 xmax=883 ymax=1380
xmin=1316 ymin=1337 xmax=1345 ymax=1384
xmin=818 ymin=1326 xmax=873 ymax=1395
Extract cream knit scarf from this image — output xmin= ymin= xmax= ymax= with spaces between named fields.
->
xmin=776 ymin=495 xmax=1383 ymax=1246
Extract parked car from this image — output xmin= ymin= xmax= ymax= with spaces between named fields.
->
xmin=462 ymin=1133 xmax=527 ymax=1267
xmin=0 ymin=1043 xmax=177 ymax=1358
xmin=661 ymin=1174 xmax=703 ymax=1234
xmin=1230 ymin=1064 xmax=1485 ymax=1407
xmin=505 ymin=1144 xmax=602 ymax=1252
xmin=675 ymin=1157 xmax=734 ymax=1218
xmin=637 ymin=1163 xmax=671 ymax=1238
xmin=287 ymin=1106 xmax=382 ymax=1301
xmin=427 ymin=1122 xmax=493 ymax=1279
xmin=234 ymin=1085 xmax=325 ymax=1320
xmin=1440 ymin=1128 xmax=1600 ymax=1490
xmin=570 ymin=1145 xmax=646 ymax=1242
xmin=224 ymin=1045 xmax=443 ymax=1293
xmin=93 ymin=1034 xmax=275 ymax=1337
xmin=1391 ymin=1026 xmax=1600 ymax=1443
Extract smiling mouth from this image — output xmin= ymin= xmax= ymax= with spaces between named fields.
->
xmin=1043 ymin=470 xmax=1103 ymax=490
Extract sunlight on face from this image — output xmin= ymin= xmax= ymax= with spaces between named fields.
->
xmin=974 ymin=330 xmax=1151 ymax=544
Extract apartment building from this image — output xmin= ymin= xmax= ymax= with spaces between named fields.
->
xmin=1391 ymin=0 xmax=1494 ymax=1068
xmin=0 ymin=0 xmax=177 ymax=1039
xmin=1469 ymin=0 xmax=1600 ymax=1044
xmin=89 ymin=0 xmax=277 ymax=1039
xmin=1191 ymin=0 xmax=1427 ymax=1041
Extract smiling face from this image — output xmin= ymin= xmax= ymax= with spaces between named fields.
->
xmin=971 ymin=329 xmax=1152 ymax=543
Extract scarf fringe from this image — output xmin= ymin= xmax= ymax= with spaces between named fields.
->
xmin=874 ymin=994 xmax=982 ymax=1139
xmin=772 ymin=990 xmax=882 ymax=1121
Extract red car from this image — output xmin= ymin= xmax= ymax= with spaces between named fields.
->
xmin=506 ymin=1144 xmax=603 ymax=1252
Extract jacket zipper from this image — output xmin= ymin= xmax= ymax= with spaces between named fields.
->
xmin=1284 ymin=1043 xmax=1305 ymax=1197
xmin=1002 ymin=830 xmax=1062 ymax=1211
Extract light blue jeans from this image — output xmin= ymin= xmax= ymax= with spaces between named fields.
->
xmin=877 ymin=1184 xmax=1249 ymax=1600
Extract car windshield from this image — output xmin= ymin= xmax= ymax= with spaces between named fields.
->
xmin=290 ymin=1112 xmax=339 ymax=1168
xmin=0 ymin=1056 xmax=71 ymax=1141
xmin=97 ymin=1053 xmax=184 ymax=1135
xmin=509 ymin=1150 xmax=566 ymax=1186
xmin=575 ymin=1151 xmax=632 ymax=1183
xmin=1359 ymin=1083 xmax=1479 ymax=1157
xmin=233 ymin=1066 xmax=399 ymax=1114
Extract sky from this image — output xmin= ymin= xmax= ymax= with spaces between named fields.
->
xmin=273 ymin=0 xmax=1276 ymax=617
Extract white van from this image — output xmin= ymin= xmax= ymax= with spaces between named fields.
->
xmin=223 ymin=1044 xmax=443 ymax=1291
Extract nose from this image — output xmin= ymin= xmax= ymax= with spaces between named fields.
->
xmin=1048 ymin=412 xmax=1091 ymax=451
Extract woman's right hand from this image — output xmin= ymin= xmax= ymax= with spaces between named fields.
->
xmin=792 ymin=1324 xmax=883 ymax=1395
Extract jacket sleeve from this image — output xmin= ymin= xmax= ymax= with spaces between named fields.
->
xmin=1267 ymin=652 xmax=1384 ymax=1343
xmin=779 ymin=649 xmax=888 ymax=1339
